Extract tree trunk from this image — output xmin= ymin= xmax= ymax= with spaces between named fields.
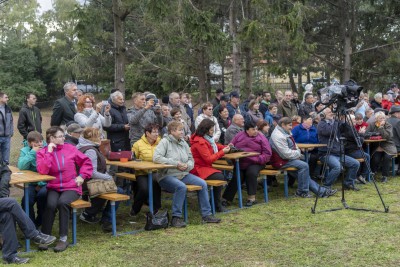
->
xmin=289 ymin=69 xmax=296 ymax=92
xmin=244 ymin=46 xmax=253 ymax=94
xmin=112 ymin=0 xmax=127 ymax=95
xmin=197 ymin=48 xmax=208 ymax=103
xmin=229 ymin=0 xmax=241 ymax=93
xmin=297 ymin=66 xmax=302 ymax=93
xmin=343 ymin=35 xmax=351 ymax=82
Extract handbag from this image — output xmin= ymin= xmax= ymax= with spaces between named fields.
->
xmin=107 ymin=151 xmax=134 ymax=161
xmin=99 ymin=139 xmax=111 ymax=157
xmin=144 ymin=210 xmax=169 ymax=231
xmin=86 ymin=179 xmax=117 ymax=198
xmin=270 ymin=150 xmax=289 ymax=169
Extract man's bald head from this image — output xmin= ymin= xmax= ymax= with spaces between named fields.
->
xmin=233 ymin=114 xmax=244 ymax=127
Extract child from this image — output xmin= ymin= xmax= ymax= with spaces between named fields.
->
xmin=17 ymin=131 xmax=47 ymax=227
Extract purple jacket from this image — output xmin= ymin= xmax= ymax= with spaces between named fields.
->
xmin=36 ymin=143 xmax=93 ymax=195
xmin=231 ymin=131 xmax=272 ymax=169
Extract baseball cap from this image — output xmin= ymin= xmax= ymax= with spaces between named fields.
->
xmin=230 ymin=91 xmax=240 ymax=98
xmin=67 ymin=123 xmax=84 ymax=134
xmin=216 ymin=88 xmax=225 ymax=94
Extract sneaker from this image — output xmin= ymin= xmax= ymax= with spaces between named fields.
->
xmin=357 ymin=175 xmax=367 ymax=184
xmin=202 ymin=215 xmax=221 ymax=223
xmin=344 ymin=184 xmax=360 ymax=191
xmin=4 ymin=256 xmax=29 ymax=264
xmin=53 ymin=240 xmax=68 ymax=253
xmin=295 ymin=191 xmax=312 ymax=198
xmin=32 ymin=232 xmax=57 ymax=245
xmin=102 ymin=221 xmax=113 ymax=233
xmin=79 ymin=212 xmax=100 ymax=224
xmin=322 ymin=188 xmax=338 ymax=198
xmin=381 ymin=176 xmax=388 ymax=183
xmin=170 ymin=216 xmax=186 ymax=228
xmin=245 ymin=199 xmax=257 ymax=207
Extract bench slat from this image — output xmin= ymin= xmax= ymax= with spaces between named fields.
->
xmin=116 ymin=172 xmax=136 ymax=181
xmin=98 ymin=193 xmax=130 ymax=201
xmin=186 ymin=185 xmax=202 ymax=191
xmin=205 ymin=180 xmax=227 ymax=187
xmin=260 ymin=169 xmax=280 ymax=176
xmin=212 ymin=164 xmax=234 ymax=171
xmin=70 ymin=199 xmax=91 ymax=209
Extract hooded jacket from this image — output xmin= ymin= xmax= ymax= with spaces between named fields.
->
xmin=17 ymin=140 xmax=47 ymax=187
xmin=36 ymin=143 xmax=93 ymax=194
xmin=0 ymin=104 xmax=13 ymax=137
xmin=189 ymin=134 xmax=225 ymax=179
xmin=132 ymin=134 xmax=161 ymax=176
xmin=231 ymin=131 xmax=272 ymax=169
xmin=292 ymin=123 xmax=319 ymax=145
xmin=77 ymin=137 xmax=111 ymax=180
xmin=103 ymin=101 xmax=130 ymax=151
xmin=17 ymin=103 xmax=42 ymax=139
xmin=153 ymin=134 xmax=194 ymax=181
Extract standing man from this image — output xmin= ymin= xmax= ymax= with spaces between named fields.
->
xmin=51 ymin=82 xmax=78 ymax=126
xmin=211 ymin=88 xmax=225 ymax=108
xmin=0 ymin=92 xmax=13 ymax=165
xmin=278 ymin=90 xmax=298 ymax=118
xmin=168 ymin=92 xmax=191 ymax=129
xmin=387 ymin=105 xmax=400 ymax=174
xmin=17 ymin=93 xmax=42 ymax=140
xmin=259 ymin=92 xmax=271 ymax=119
xmin=226 ymin=91 xmax=247 ymax=121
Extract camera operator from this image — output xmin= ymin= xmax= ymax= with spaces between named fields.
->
xmin=127 ymin=93 xmax=163 ymax=146
xmin=317 ymin=108 xmax=360 ymax=190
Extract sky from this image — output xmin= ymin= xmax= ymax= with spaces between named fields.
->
xmin=37 ymin=0 xmax=53 ymax=13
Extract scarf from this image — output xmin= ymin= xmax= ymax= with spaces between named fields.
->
xmin=204 ymin=134 xmax=218 ymax=153
xmin=302 ymin=123 xmax=312 ymax=130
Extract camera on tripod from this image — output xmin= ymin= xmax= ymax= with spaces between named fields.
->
xmin=317 ymin=79 xmax=363 ymax=113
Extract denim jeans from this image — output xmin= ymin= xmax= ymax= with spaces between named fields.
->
xmin=282 ymin=159 xmax=326 ymax=196
xmin=320 ymin=154 xmax=360 ymax=187
xmin=0 ymin=198 xmax=39 ymax=261
xmin=0 ymin=136 xmax=11 ymax=164
xmin=101 ymin=187 xmax=124 ymax=223
xmin=158 ymin=173 xmax=212 ymax=218
xmin=21 ymin=184 xmax=47 ymax=227
xmin=347 ymin=150 xmax=370 ymax=177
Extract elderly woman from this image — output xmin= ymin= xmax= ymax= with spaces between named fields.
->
xmin=170 ymin=107 xmax=191 ymax=141
xmin=366 ymin=111 xmax=397 ymax=182
xmin=153 ymin=121 xmax=220 ymax=228
xmin=217 ymin=106 xmax=231 ymax=145
xmin=370 ymin=93 xmax=382 ymax=110
xmin=195 ymin=102 xmax=221 ymax=142
xmin=36 ymin=126 xmax=93 ymax=252
xmin=190 ymin=119 xmax=231 ymax=212
xmin=77 ymin=128 xmax=124 ymax=232
xmin=247 ymin=100 xmax=263 ymax=123
xmin=127 ymin=93 xmax=163 ymax=146
xmin=131 ymin=123 xmax=162 ymax=217
xmin=222 ymin=120 xmax=272 ymax=207
xmin=74 ymin=93 xmax=111 ymax=139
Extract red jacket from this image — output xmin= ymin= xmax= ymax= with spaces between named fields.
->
xmin=355 ymin=121 xmax=368 ymax=133
xmin=382 ymin=99 xmax=392 ymax=111
xmin=189 ymin=135 xmax=226 ymax=179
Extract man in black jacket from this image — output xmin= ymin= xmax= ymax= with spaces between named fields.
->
xmin=17 ymin=93 xmax=42 ymax=140
xmin=0 ymin=92 xmax=13 ymax=164
xmin=50 ymin=82 xmax=78 ymax=126
xmin=387 ymin=105 xmax=400 ymax=174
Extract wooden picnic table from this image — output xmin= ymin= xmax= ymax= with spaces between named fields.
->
xmin=297 ymin=143 xmax=327 ymax=162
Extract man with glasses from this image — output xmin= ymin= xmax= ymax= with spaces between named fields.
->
xmin=17 ymin=93 xmax=42 ymax=140
xmin=0 ymin=92 xmax=13 ymax=164
xmin=51 ymin=82 xmax=78 ymax=126
xmin=277 ymin=90 xmax=298 ymax=118
xmin=195 ymin=102 xmax=221 ymax=142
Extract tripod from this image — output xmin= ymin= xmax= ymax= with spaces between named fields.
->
xmin=311 ymin=109 xmax=389 ymax=213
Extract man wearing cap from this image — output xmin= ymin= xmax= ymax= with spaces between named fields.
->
xmin=212 ymin=94 xmax=229 ymax=117
xmin=211 ymin=89 xmax=225 ymax=108
xmin=127 ymin=92 xmax=163 ymax=145
xmin=51 ymin=82 xmax=78 ymax=126
xmin=226 ymin=91 xmax=247 ymax=121
xmin=388 ymin=105 xmax=400 ymax=174
xmin=65 ymin=123 xmax=83 ymax=146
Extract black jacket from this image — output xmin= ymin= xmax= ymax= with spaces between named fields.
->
xmin=103 ymin=101 xmax=130 ymax=151
xmin=17 ymin=103 xmax=42 ymax=139
xmin=50 ymin=96 xmax=76 ymax=126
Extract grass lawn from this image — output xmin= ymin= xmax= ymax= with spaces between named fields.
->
xmin=8 ymin=106 xmax=400 ymax=266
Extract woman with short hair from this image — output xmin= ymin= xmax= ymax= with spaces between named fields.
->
xmin=247 ymin=100 xmax=263 ymax=123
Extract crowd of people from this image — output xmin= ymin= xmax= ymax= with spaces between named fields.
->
xmin=1 ymin=81 xmax=400 ymax=263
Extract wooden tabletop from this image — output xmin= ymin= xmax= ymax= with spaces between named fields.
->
xmin=9 ymin=166 xmax=55 ymax=185
xmin=364 ymin=139 xmax=387 ymax=143
xmin=223 ymin=151 xmax=260 ymax=160
xmin=297 ymin=143 xmax=327 ymax=149
xmin=105 ymin=160 xmax=175 ymax=170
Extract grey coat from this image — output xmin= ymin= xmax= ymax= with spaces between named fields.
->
xmin=387 ymin=116 xmax=400 ymax=152
xmin=366 ymin=122 xmax=397 ymax=156
xmin=127 ymin=107 xmax=163 ymax=145
xmin=224 ymin=123 xmax=243 ymax=145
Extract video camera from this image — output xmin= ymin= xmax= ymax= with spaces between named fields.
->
xmin=317 ymin=79 xmax=363 ymax=113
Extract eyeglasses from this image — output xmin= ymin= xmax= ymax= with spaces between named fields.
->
xmin=54 ymin=135 xmax=65 ymax=139
xmin=207 ymin=108 xmax=213 ymax=111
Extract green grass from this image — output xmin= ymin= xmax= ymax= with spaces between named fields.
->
xmin=12 ymin=177 xmax=400 ymax=267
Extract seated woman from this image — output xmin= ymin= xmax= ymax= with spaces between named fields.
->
xmin=366 ymin=111 xmax=397 ymax=182
xmin=222 ymin=120 xmax=272 ymax=207
xmin=74 ymin=93 xmax=111 ymax=139
xmin=153 ymin=121 xmax=220 ymax=228
xmin=131 ymin=123 xmax=162 ymax=217
xmin=270 ymin=117 xmax=337 ymax=198
xmin=291 ymin=115 xmax=319 ymax=178
xmin=246 ymin=100 xmax=263 ymax=123
xmin=217 ymin=106 xmax=231 ymax=145
xmin=77 ymin=128 xmax=125 ymax=232
xmin=170 ymin=107 xmax=191 ymax=141
xmin=37 ymin=126 xmax=93 ymax=252
xmin=17 ymin=131 xmax=47 ymax=228
xmin=190 ymin=119 xmax=231 ymax=212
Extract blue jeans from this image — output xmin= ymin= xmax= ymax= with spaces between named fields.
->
xmin=282 ymin=159 xmax=326 ymax=196
xmin=0 ymin=136 xmax=11 ymax=164
xmin=21 ymin=184 xmax=47 ymax=227
xmin=320 ymin=155 xmax=360 ymax=187
xmin=347 ymin=150 xmax=370 ymax=177
xmin=158 ymin=174 xmax=212 ymax=218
